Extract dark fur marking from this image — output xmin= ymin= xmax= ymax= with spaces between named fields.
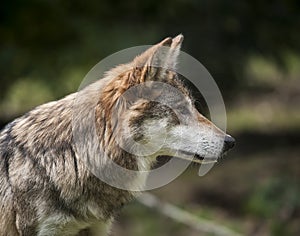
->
xmin=0 ymin=122 xmax=16 ymax=185
xmin=2 ymin=150 xmax=12 ymax=185
xmin=70 ymin=144 xmax=78 ymax=184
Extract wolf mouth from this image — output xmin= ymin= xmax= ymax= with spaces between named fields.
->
xmin=175 ymin=150 xmax=218 ymax=164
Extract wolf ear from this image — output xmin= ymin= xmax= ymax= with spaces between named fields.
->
xmin=133 ymin=34 xmax=184 ymax=79
xmin=133 ymin=37 xmax=173 ymax=67
xmin=163 ymin=34 xmax=184 ymax=71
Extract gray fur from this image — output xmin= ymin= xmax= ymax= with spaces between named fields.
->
xmin=0 ymin=35 xmax=234 ymax=236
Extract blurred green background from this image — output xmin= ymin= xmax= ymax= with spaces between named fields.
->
xmin=0 ymin=1 xmax=299 ymax=235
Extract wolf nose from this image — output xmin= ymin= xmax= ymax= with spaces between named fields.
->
xmin=223 ymin=135 xmax=235 ymax=152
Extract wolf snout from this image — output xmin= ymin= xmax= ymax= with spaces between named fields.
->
xmin=223 ymin=135 xmax=235 ymax=152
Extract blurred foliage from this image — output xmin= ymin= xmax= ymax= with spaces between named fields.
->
xmin=1 ymin=0 xmax=300 ymax=118
xmin=246 ymin=178 xmax=300 ymax=235
xmin=246 ymin=178 xmax=299 ymax=217
xmin=119 ymin=204 xmax=187 ymax=236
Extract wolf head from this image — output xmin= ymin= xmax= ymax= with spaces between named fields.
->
xmin=96 ymin=35 xmax=235 ymax=169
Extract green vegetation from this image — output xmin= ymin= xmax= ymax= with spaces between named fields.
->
xmin=246 ymin=178 xmax=300 ymax=236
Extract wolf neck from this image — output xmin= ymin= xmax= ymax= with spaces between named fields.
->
xmin=72 ymin=78 xmax=153 ymax=193
xmin=4 ymin=76 xmax=150 ymax=218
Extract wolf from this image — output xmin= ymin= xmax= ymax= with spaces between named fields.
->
xmin=0 ymin=35 xmax=235 ymax=236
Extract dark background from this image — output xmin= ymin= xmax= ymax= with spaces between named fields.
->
xmin=1 ymin=1 xmax=299 ymax=235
